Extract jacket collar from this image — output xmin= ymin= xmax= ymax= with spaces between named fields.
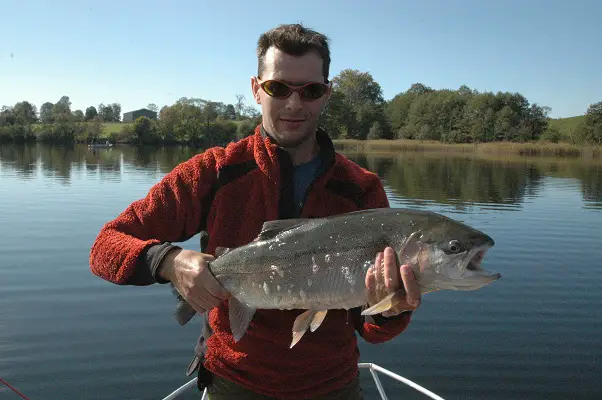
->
xmin=254 ymin=124 xmax=336 ymax=173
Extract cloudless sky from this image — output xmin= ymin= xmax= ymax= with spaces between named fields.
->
xmin=1 ymin=0 xmax=600 ymax=118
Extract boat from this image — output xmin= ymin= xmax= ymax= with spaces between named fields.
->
xmin=160 ymin=363 xmax=446 ymax=400
xmin=87 ymin=141 xmax=113 ymax=148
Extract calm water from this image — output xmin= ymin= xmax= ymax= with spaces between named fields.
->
xmin=1 ymin=144 xmax=601 ymax=400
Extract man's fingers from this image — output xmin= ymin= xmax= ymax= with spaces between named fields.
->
xmin=365 ymin=267 xmax=376 ymax=306
xmin=401 ymin=264 xmax=421 ymax=308
xmin=365 ymin=252 xmax=382 ymax=306
xmin=183 ymin=293 xmax=207 ymax=315
xmin=198 ymin=290 xmax=225 ymax=309
xmin=383 ymin=247 xmax=399 ymax=291
xmin=201 ymin=264 xmax=231 ymax=300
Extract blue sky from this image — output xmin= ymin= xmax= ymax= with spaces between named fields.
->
xmin=1 ymin=0 xmax=600 ymax=119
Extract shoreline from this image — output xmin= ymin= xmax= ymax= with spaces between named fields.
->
xmin=2 ymin=138 xmax=601 ymax=160
xmin=332 ymin=139 xmax=602 ymax=159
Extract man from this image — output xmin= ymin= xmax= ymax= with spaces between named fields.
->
xmin=89 ymin=23 xmax=421 ymax=399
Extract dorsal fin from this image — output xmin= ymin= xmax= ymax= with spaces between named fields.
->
xmin=256 ymin=218 xmax=313 ymax=241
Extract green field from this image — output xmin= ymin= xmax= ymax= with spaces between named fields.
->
xmin=548 ymin=115 xmax=585 ymax=137
xmin=102 ymin=122 xmax=131 ymax=136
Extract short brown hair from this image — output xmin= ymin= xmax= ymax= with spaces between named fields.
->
xmin=256 ymin=23 xmax=331 ymax=82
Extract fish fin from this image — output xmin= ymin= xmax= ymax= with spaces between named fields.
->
xmin=215 ymin=246 xmax=231 ymax=257
xmin=257 ymin=218 xmax=314 ymax=240
xmin=290 ymin=331 xmax=306 ymax=349
xmin=228 ymin=297 xmax=257 ymax=342
xmin=310 ymin=310 xmax=328 ymax=332
xmin=361 ymin=290 xmax=406 ymax=316
xmin=174 ymin=299 xmax=197 ymax=325
xmin=290 ymin=309 xmax=316 ymax=348
xmin=171 ymin=283 xmax=197 ymax=325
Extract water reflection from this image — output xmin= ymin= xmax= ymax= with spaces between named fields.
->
xmin=346 ymin=152 xmax=602 ymax=210
xmin=1 ymin=143 xmax=601 ymax=208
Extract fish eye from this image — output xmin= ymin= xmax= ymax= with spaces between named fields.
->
xmin=448 ymin=240 xmax=462 ymax=253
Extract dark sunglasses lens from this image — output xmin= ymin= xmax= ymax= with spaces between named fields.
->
xmin=263 ymin=81 xmax=291 ymax=98
xmin=301 ymin=83 xmax=327 ymax=99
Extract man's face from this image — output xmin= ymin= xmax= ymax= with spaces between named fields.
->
xmin=251 ymin=47 xmax=330 ymax=148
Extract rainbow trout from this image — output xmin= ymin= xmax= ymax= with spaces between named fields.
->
xmin=173 ymin=207 xmax=500 ymax=347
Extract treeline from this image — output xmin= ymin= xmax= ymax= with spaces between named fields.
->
xmin=0 ymin=95 xmax=261 ymax=146
xmin=117 ymin=97 xmax=261 ymax=147
xmin=1 ymin=69 xmax=600 ymax=146
xmin=320 ymin=70 xmax=601 ymax=145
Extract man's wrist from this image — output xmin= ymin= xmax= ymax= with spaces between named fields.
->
xmin=155 ymin=247 xmax=182 ymax=282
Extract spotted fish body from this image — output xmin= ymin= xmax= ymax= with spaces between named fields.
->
xmin=173 ymin=207 xmax=500 ymax=347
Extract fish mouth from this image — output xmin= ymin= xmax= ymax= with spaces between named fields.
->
xmin=455 ymin=245 xmax=501 ymax=288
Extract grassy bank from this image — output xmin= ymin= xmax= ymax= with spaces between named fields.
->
xmin=102 ymin=122 xmax=130 ymax=136
xmin=333 ymin=139 xmax=602 ymax=158
xmin=548 ymin=115 xmax=586 ymax=137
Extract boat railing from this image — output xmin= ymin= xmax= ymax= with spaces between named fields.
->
xmin=160 ymin=362 xmax=445 ymax=400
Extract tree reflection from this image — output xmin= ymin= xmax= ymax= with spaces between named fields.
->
xmin=1 ymin=144 xmax=601 ymax=209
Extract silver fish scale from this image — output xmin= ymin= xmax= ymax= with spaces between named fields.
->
xmin=213 ymin=241 xmax=383 ymax=310
xmin=209 ymin=214 xmax=398 ymax=310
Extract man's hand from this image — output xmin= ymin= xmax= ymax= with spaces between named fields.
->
xmin=158 ymin=249 xmax=231 ymax=314
xmin=365 ymin=246 xmax=421 ymax=317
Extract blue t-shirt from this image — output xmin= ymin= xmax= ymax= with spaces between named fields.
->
xmin=293 ymin=154 xmax=323 ymax=216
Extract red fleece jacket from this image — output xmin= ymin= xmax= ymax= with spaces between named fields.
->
xmin=89 ymin=125 xmax=412 ymax=399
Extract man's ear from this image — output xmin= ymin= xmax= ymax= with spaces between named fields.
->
xmin=325 ymin=82 xmax=333 ymax=102
xmin=250 ymin=76 xmax=261 ymax=104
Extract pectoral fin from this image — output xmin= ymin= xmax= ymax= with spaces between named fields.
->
xmin=290 ymin=309 xmax=328 ymax=348
xmin=361 ymin=290 xmax=412 ymax=316
xmin=228 ymin=297 xmax=257 ymax=342
xmin=310 ymin=310 xmax=328 ymax=332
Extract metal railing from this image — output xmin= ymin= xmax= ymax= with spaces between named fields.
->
xmin=161 ymin=363 xmax=445 ymax=400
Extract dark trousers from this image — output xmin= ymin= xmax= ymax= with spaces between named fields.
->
xmin=206 ymin=374 xmax=364 ymax=400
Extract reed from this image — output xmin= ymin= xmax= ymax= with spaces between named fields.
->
xmin=333 ymin=139 xmax=602 ymax=158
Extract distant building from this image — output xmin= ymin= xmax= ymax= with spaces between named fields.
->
xmin=122 ymin=108 xmax=157 ymax=122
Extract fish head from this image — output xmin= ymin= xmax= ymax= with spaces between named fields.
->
xmin=395 ymin=214 xmax=500 ymax=292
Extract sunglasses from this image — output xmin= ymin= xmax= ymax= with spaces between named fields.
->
xmin=258 ymin=79 xmax=330 ymax=101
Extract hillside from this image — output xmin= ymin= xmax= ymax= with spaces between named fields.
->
xmin=102 ymin=122 xmax=129 ymax=136
xmin=548 ymin=115 xmax=585 ymax=137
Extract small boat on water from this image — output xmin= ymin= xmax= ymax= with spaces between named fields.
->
xmin=88 ymin=141 xmax=113 ymax=148
xmin=160 ymin=363 xmax=446 ymax=400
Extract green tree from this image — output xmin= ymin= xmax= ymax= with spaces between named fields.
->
xmin=224 ymin=104 xmax=237 ymax=120
xmin=575 ymin=101 xmax=602 ymax=144
xmin=367 ymin=121 xmax=383 ymax=140
xmin=13 ymin=101 xmax=37 ymax=124
xmin=323 ymin=69 xmax=390 ymax=139
xmin=52 ymin=96 xmax=72 ymax=122
xmin=85 ymin=106 xmax=98 ymax=121
xmin=72 ymin=110 xmax=84 ymax=122
xmin=235 ymin=94 xmax=246 ymax=119
xmin=40 ymin=102 xmax=54 ymax=123
xmin=132 ymin=116 xmax=158 ymax=145
xmin=332 ymin=69 xmax=384 ymax=109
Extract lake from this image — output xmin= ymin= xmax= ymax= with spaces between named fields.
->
xmin=1 ymin=143 xmax=601 ymax=400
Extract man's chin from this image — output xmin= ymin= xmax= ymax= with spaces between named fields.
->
xmin=272 ymin=123 xmax=314 ymax=148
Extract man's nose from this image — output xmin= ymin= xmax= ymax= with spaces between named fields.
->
xmin=285 ymin=91 xmax=303 ymax=111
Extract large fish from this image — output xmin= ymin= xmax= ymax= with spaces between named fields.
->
xmin=172 ymin=207 xmax=501 ymax=347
